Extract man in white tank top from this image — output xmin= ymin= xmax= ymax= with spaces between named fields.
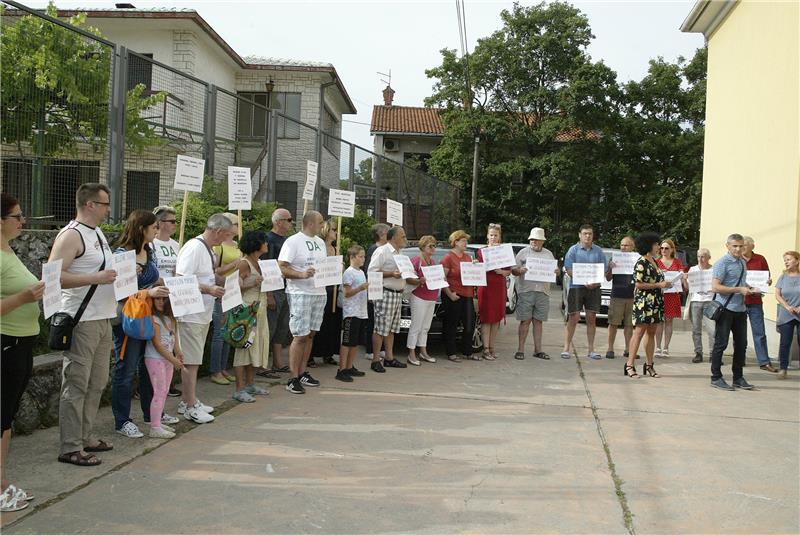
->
xmin=48 ymin=183 xmax=118 ymax=466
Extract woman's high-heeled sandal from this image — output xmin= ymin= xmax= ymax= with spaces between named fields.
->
xmin=643 ymin=364 xmax=660 ymax=378
xmin=624 ymin=364 xmax=639 ymax=378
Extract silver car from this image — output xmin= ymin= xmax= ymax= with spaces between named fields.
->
xmin=560 ymin=248 xmax=618 ymax=322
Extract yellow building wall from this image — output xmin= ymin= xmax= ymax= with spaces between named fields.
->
xmin=700 ymin=0 xmax=800 ymax=320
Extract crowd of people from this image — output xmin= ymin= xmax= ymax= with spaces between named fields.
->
xmin=2 ymin=184 xmax=799 ymax=512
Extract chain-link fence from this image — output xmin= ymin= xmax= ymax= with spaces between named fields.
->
xmin=0 ymin=1 xmax=461 ymax=238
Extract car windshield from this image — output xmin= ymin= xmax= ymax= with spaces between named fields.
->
xmin=401 ymin=247 xmax=450 ymax=264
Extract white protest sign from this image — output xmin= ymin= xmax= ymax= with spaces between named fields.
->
xmin=421 ymin=264 xmax=448 ymax=290
xmin=524 ymin=257 xmax=558 ymax=283
xmin=258 ymin=259 xmax=284 ymax=292
xmin=368 ymin=271 xmax=383 ymax=300
xmin=164 ymin=276 xmax=205 ymax=317
xmin=173 ymin=154 xmax=205 ymax=192
xmin=314 ymin=256 xmax=343 ymax=288
xmin=327 ymin=189 xmax=356 ymax=218
xmin=688 ymin=269 xmax=712 ymax=295
xmin=663 ymin=271 xmax=685 ymax=294
xmin=221 ymin=272 xmax=243 ymax=312
xmin=41 ymin=259 xmax=62 ymax=319
xmin=612 ymin=252 xmax=640 ymax=275
xmin=112 ymin=250 xmax=138 ymax=301
xmin=227 ymin=166 xmax=252 ymax=210
xmin=461 ymin=263 xmax=487 ymax=286
xmin=393 ymin=254 xmax=417 ymax=279
xmin=572 ymin=263 xmax=605 ymax=286
xmin=482 ymin=244 xmax=516 ymax=271
xmin=302 ymin=160 xmax=318 ymax=201
xmin=746 ymin=270 xmax=770 ymax=294
xmin=386 ymin=198 xmax=403 ymax=226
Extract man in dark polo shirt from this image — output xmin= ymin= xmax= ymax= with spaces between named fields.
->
xmin=605 ymin=236 xmax=636 ymax=359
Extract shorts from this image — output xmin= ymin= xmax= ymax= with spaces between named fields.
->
xmin=374 ymin=289 xmax=403 ymax=336
xmin=176 ymin=321 xmax=210 ymax=365
xmin=1 ymin=334 xmax=35 ymax=432
xmin=608 ymin=297 xmax=634 ymax=327
xmin=515 ymin=291 xmax=550 ymax=322
xmin=341 ymin=316 xmax=367 ymax=347
xmin=567 ymin=287 xmax=601 ymax=314
xmin=287 ymin=293 xmax=326 ymax=337
xmin=267 ymin=289 xmax=293 ymax=346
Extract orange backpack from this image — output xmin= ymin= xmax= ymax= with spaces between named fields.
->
xmin=120 ymin=290 xmax=154 ymax=360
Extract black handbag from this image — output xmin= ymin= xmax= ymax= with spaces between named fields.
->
xmin=48 ymin=233 xmax=107 ymax=350
xmin=703 ymin=261 xmax=744 ymax=322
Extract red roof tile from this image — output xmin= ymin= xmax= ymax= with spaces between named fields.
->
xmin=371 ymin=106 xmax=444 ymax=135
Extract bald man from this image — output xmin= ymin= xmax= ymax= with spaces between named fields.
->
xmin=605 ymin=236 xmax=636 ymax=359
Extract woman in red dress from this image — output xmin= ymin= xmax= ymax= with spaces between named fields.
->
xmin=477 ymin=224 xmax=512 ymax=360
xmin=655 ymin=239 xmax=687 ymax=357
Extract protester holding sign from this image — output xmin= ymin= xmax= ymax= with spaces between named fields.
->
xmin=175 ymin=214 xmax=231 ymax=423
xmin=278 ymin=210 xmax=328 ymax=394
xmin=337 ymin=245 xmax=370 ymax=382
xmin=604 ymin=237 xmax=636 ymax=360
xmin=259 ymin=208 xmax=293 ymax=378
xmin=475 ymin=224 xmax=512 ymax=361
xmin=406 ymin=235 xmax=440 ymax=366
xmin=111 ymin=210 xmax=170 ymax=440
xmin=0 ymin=193 xmax=45 ymax=510
xmin=152 ymin=205 xmax=182 ymax=398
xmin=511 ymin=227 xmax=556 ymax=360
xmin=310 ymin=220 xmax=343 ymax=367
xmin=209 ymin=213 xmax=242 ymax=386
xmin=655 ymin=239 xmax=687 ymax=358
xmin=742 ymin=237 xmax=777 ymax=372
xmin=48 ymin=184 xmax=117 ymax=467
xmin=688 ymin=249 xmax=716 ymax=363
xmin=363 ymin=224 xmax=390 ymax=362
xmin=231 ymin=231 xmax=271 ymax=403
xmin=441 ymin=230 xmax=476 ymax=363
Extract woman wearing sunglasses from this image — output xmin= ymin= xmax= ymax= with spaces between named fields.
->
xmin=655 ymin=239 xmax=687 ymax=357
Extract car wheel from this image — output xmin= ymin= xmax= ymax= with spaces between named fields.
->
xmin=506 ymin=289 xmax=517 ymax=314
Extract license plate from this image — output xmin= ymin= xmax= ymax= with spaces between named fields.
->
xmin=400 ymin=318 xmax=412 ymax=329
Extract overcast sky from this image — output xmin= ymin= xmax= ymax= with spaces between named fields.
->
xmin=29 ymin=0 xmax=705 ymax=150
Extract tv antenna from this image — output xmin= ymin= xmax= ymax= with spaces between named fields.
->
xmin=378 ymin=69 xmax=391 ymax=86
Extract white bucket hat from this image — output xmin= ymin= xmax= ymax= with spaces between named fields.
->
xmin=528 ymin=227 xmax=546 ymax=241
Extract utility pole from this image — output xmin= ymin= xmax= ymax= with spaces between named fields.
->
xmin=470 ymin=134 xmax=479 ymax=235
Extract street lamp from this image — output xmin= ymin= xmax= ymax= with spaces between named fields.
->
xmin=264 ymin=78 xmax=274 ymax=109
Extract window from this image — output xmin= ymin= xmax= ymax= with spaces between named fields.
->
xmin=128 ymin=53 xmax=153 ymax=92
xmin=322 ymin=107 xmax=339 ymax=156
xmin=237 ymin=91 xmax=301 ymax=140
xmin=275 ymin=180 xmax=298 ymax=218
xmin=125 ymin=171 xmax=160 ymax=217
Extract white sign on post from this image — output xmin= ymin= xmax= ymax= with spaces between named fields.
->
xmin=393 ymin=254 xmax=417 ymax=279
xmin=421 ymin=264 xmax=448 ymax=290
xmin=173 ymin=155 xmax=205 ymax=192
xmin=112 ymin=250 xmax=138 ymax=301
xmin=524 ymin=257 xmax=558 ymax=283
xmin=746 ymin=270 xmax=770 ymax=294
xmin=258 ymin=259 xmax=284 ymax=292
xmin=41 ymin=259 xmax=63 ymax=319
xmin=303 ymin=160 xmax=319 ymax=201
xmin=572 ymin=263 xmax=605 ymax=286
xmin=227 ymin=166 xmax=252 ymax=210
xmin=386 ymin=198 xmax=403 ymax=226
xmin=461 ymin=263 xmax=487 ymax=286
xmin=612 ymin=252 xmax=640 ymax=275
xmin=221 ymin=272 xmax=243 ymax=312
xmin=368 ymin=271 xmax=383 ymax=300
xmin=314 ymin=256 xmax=343 ymax=288
xmin=663 ymin=271 xmax=685 ymax=294
xmin=482 ymin=244 xmax=516 ymax=271
xmin=327 ymin=189 xmax=356 ymax=218
xmin=688 ymin=269 xmax=712 ymax=294
xmin=164 ymin=276 xmax=205 ymax=317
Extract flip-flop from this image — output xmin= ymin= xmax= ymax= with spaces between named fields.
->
xmin=84 ymin=440 xmax=113 ymax=452
xmin=448 ymin=355 xmax=462 ymax=363
xmin=534 ymin=352 xmax=551 ymax=360
xmin=514 ymin=352 xmax=525 ymax=360
xmin=560 ymin=351 xmax=571 ymax=359
xmin=57 ymin=451 xmax=101 ymax=467
xmin=588 ymin=352 xmax=602 ymax=360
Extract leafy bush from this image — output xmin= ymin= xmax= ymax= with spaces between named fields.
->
xmin=338 ymin=206 xmax=377 ymax=262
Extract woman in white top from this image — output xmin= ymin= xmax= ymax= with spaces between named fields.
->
xmin=688 ymin=248 xmax=716 ymax=363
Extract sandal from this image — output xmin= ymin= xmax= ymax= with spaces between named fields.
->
xmin=271 ymin=365 xmax=290 ymax=373
xmin=534 ymin=352 xmax=551 ymax=360
xmin=483 ymin=353 xmax=497 ymax=361
xmin=471 ymin=354 xmax=482 ymax=361
xmin=306 ymin=359 xmax=317 ymax=368
xmin=58 ymin=451 xmax=102 ymax=467
xmin=0 ymin=487 xmax=29 ymax=513
xmin=513 ymin=352 xmax=525 ymax=360
xmin=448 ymin=355 xmax=462 ymax=363
xmin=643 ymin=364 xmax=660 ymax=378
xmin=624 ymin=364 xmax=639 ymax=378
xmin=84 ymin=440 xmax=113 ymax=453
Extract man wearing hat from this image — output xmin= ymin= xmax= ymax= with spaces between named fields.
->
xmin=511 ymin=227 xmax=557 ymax=360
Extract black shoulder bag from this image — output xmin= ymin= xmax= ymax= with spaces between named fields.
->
xmin=49 ymin=231 xmax=107 ymax=350
xmin=703 ymin=260 xmax=745 ymax=322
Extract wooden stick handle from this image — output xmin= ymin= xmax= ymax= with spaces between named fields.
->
xmin=178 ymin=190 xmax=189 ymax=246
xmin=332 ymin=216 xmax=342 ymax=312
xmin=237 ymin=209 xmax=242 ymax=239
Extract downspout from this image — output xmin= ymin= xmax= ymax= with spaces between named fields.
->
xmin=315 ymin=76 xmax=337 ymax=210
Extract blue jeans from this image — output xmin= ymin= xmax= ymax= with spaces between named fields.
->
xmin=777 ymin=320 xmax=800 ymax=371
xmin=210 ymin=299 xmax=230 ymax=374
xmin=111 ymin=324 xmax=153 ymax=429
xmin=746 ymin=304 xmax=772 ymax=365
xmin=710 ymin=309 xmax=747 ymax=381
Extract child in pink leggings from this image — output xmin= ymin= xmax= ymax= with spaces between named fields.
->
xmin=144 ymin=296 xmax=184 ymax=439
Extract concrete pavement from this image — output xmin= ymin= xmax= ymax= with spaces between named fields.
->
xmin=3 ymin=300 xmax=799 ymax=534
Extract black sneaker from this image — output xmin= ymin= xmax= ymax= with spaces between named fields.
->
xmin=371 ymin=361 xmax=386 ymax=373
xmin=710 ymin=377 xmax=734 ymax=391
xmin=605 ymin=351 xmax=615 ymax=359
xmin=345 ymin=367 xmax=366 ymax=377
xmin=300 ymin=371 xmax=320 ymax=387
xmin=383 ymin=358 xmax=407 ymax=368
xmin=732 ymin=377 xmax=755 ymax=390
xmin=286 ymin=378 xmax=305 ymax=394
xmin=168 ymin=386 xmax=182 ymax=398
xmin=692 ymin=352 xmax=703 ymax=363
xmin=335 ymin=370 xmax=354 ymax=382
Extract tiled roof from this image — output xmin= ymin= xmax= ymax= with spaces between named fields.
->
xmin=244 ymin=56 xmax=333 ymax=69
xmin=370 ymin=106 xmax=444 ymax=135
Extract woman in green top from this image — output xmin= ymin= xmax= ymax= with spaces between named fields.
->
xmin=0 ymin=193 xmax=45 ymax=512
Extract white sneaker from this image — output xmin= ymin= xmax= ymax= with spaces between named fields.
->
xmin=194 ymin=399 xmax=214 ymax=413
xmin=364 ymin=352 xmax=374 ymax=361
xmin=184 ymin=407 xmax=214 ymax=424
xmin=161 ymin=413 xmax=179 ymax=425
xmin=160 ymin=423 xmax=175 ymax=433
xmin=654 ymin=348 xmax=663 ymax=358
xmin=116 ymin=421 xmax=144 ymax=438
xmin=176 ymin=400 xmax=188 ymax=414
xmin=0 ymin=486 xmax=29 ymax=513
xmin=149 ymin=427 xmax=175 ymax=439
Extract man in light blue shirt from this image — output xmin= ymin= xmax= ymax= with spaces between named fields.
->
xmin=562 ymin=224 xmax=608 ymax=360
xmin=709 ymin=233 xmax=760 ymax=391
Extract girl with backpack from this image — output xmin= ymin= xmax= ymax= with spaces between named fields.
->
xmin=144 ymin=296 xmax=184 ymax=438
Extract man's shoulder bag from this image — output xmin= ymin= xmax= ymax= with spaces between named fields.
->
xmin=703 ymin=261 xmax=745 ymax=322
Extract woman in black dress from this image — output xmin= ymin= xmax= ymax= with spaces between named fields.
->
xmin=625 ymin=232 xmax=670 ymax=378
xmin=310 ymin=220 xmax=343 ymax=366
